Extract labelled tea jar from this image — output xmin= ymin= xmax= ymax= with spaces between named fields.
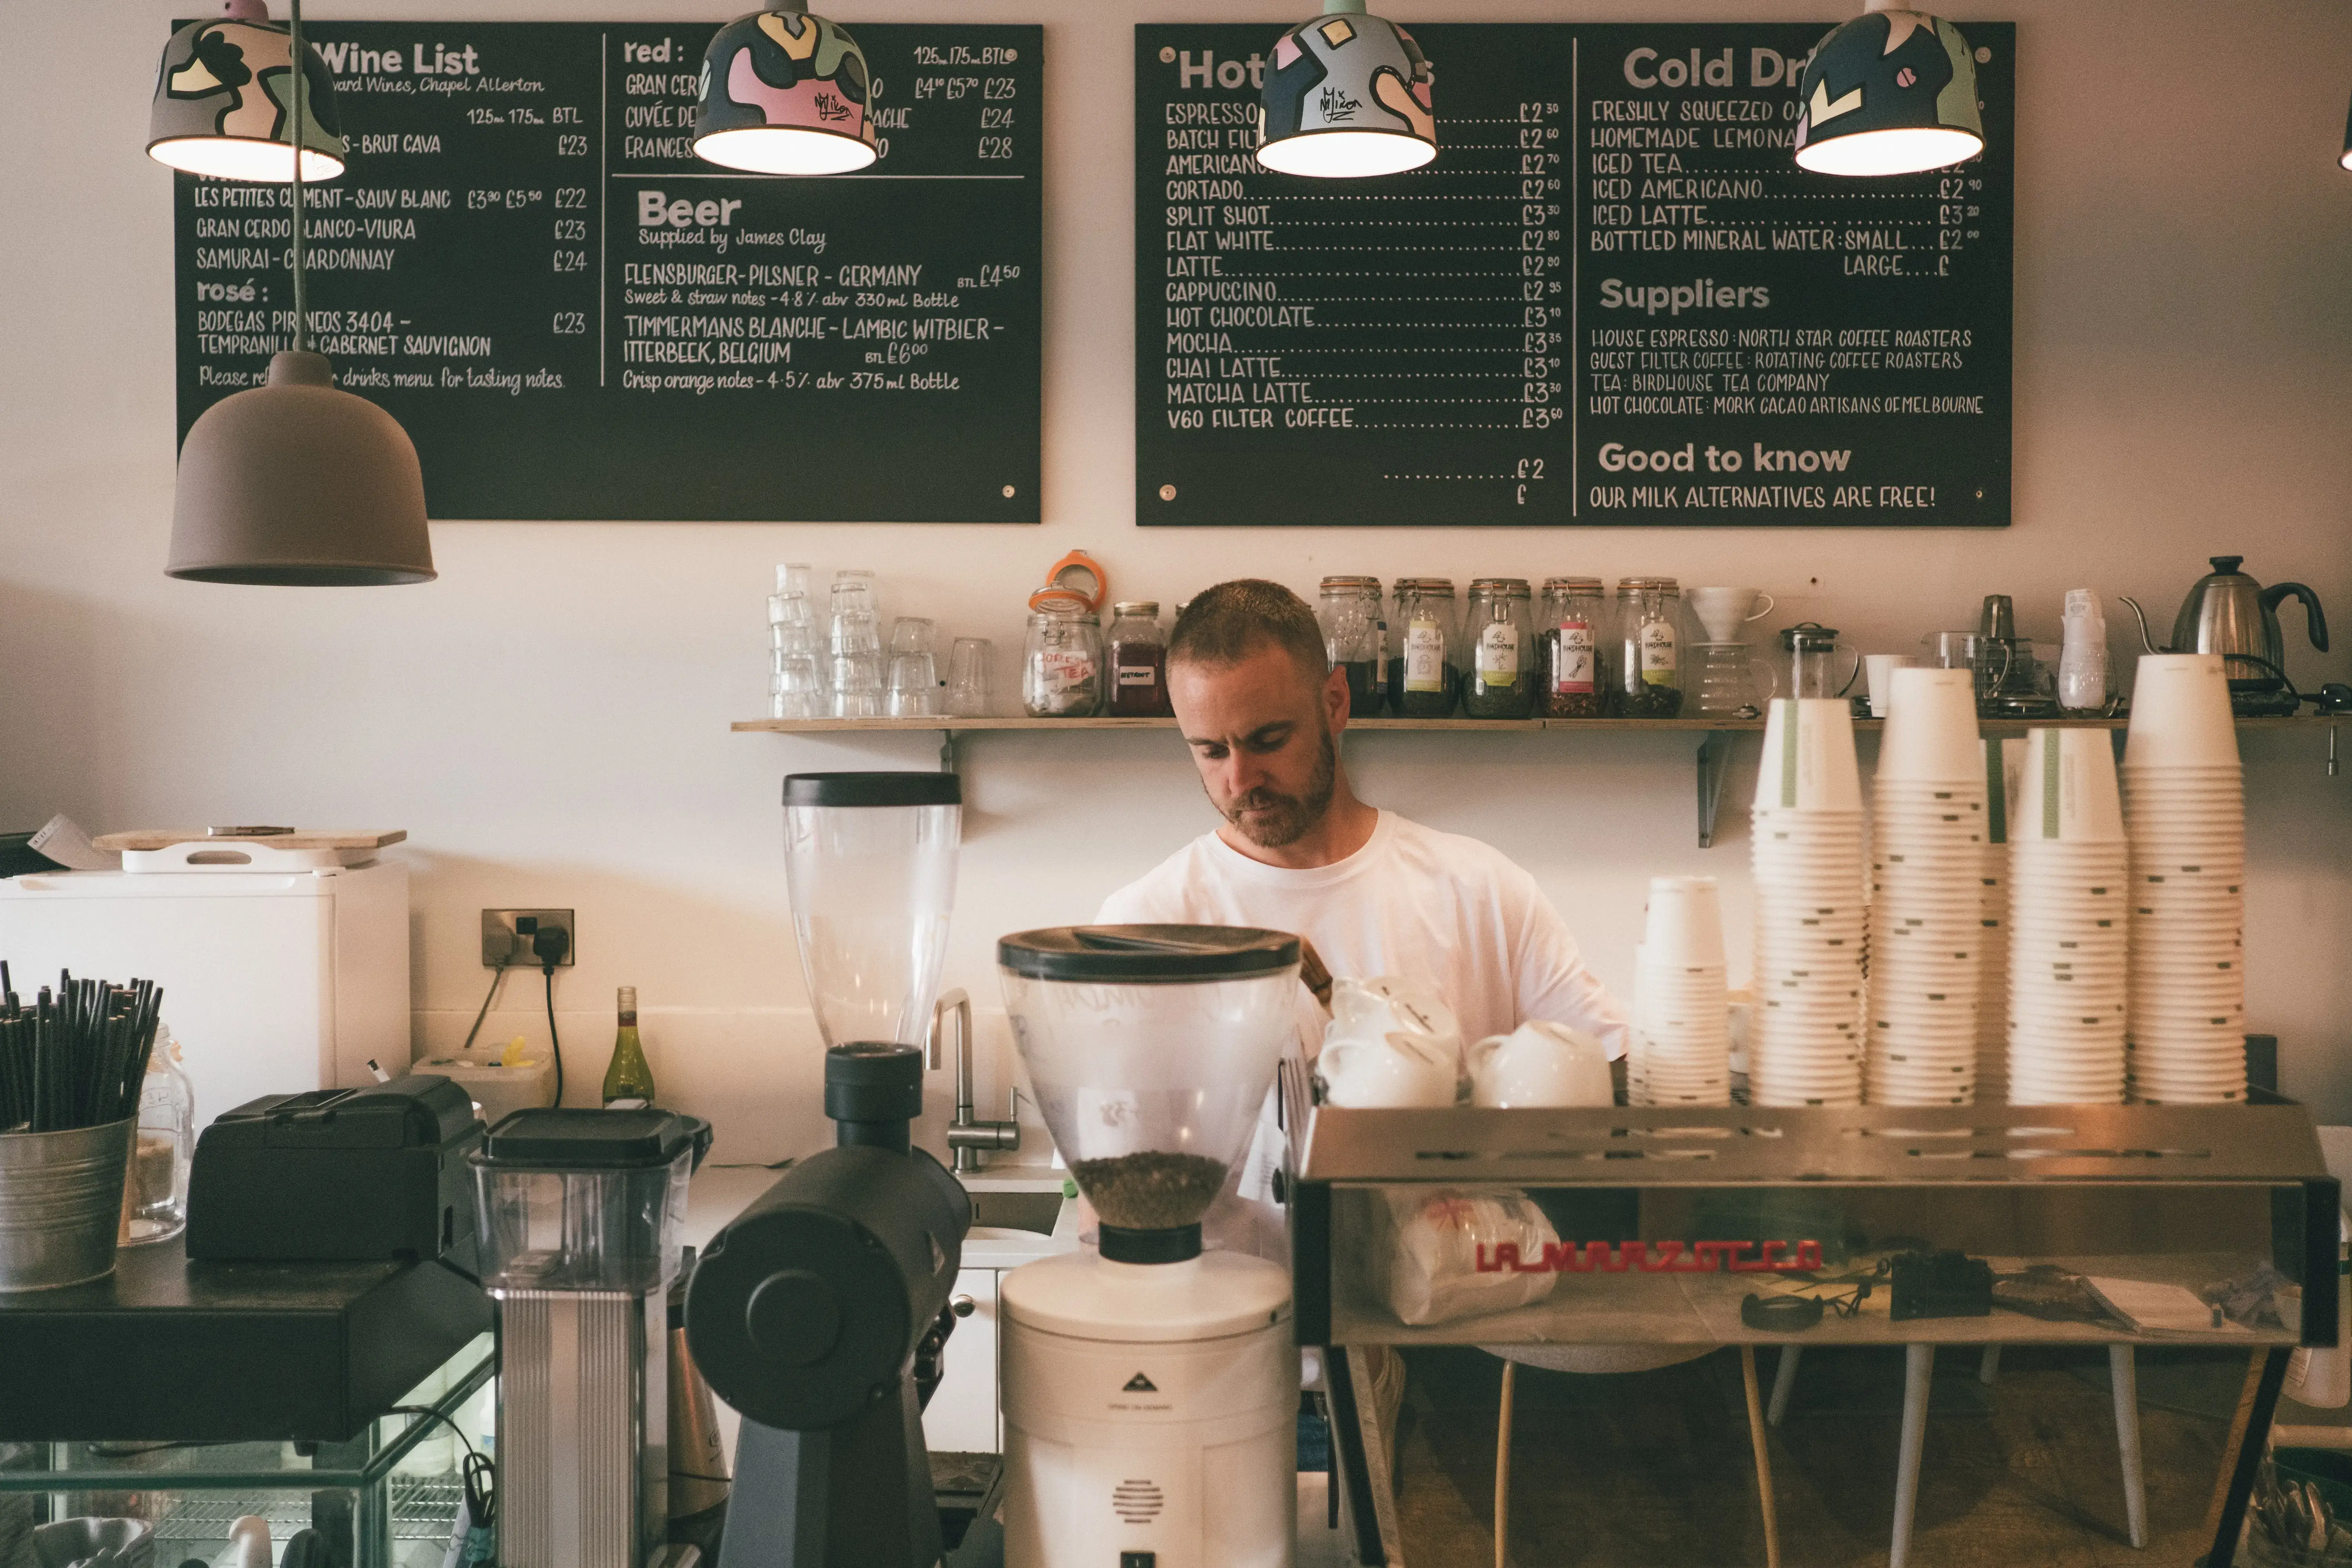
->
xmin=1463 ymin=578 xmax=1536 ymax=719
xmin=1612 ymin=577 xmax=1683 ymax=717
xmin=1540 ymin=577 xmax=1606 ymax=717
xmin=1388 ymin=578 xmax=1461 ymax=718
xmin=1317 ymin=576 xmax=1386 ymax=717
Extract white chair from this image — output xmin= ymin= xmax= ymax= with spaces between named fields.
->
xmin=1766 ymin=1342 xmax=2145 ymax=1566
xmin=1488 ymin=1344 xmax=1783 ymax=1568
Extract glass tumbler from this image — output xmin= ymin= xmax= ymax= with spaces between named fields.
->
xmin=771 ymin=652 xmax=824 ymax=720
xmin=947 ymin=638 xmax=994 ymax=717
xmin=830 ymin=652 xmax=885 ymax=718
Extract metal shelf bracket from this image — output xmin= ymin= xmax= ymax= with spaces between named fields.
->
xmin=1697 ymin=730 xmax=1737 ymax=849
xmin=940 ymin=729 xmax=961 ymax=775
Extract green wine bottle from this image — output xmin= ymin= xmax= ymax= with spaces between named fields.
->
xmin=602 ymin=985 xmax=656 ymax=1109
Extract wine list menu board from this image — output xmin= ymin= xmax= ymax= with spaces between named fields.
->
xmin=175 ymin=23 xmax=1040 ymax=521
xmin=1135 ymin=23 xmax=2013 ymax=527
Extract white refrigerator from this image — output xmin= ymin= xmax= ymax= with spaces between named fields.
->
xmin=0 ymin=841 xmax=410 ymax=1133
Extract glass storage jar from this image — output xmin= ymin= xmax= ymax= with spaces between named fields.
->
xmin=1612 ymin=577 xmax=1683 ymax=717
xmin=1463 ymin=578 xmax=1537 ymax=719
xmin=1317 ymin=576 xmax=1386 ymax=717
xmin=1023 ymin=596 xmax=1102 ymax=717
xmin=1105 ymin=601 xmax=1171 ymax=717
xmin=1387 ymin=578 xmax=1461 ymax=718
xmin=1540 ymin=577 xmax=1608 ymax=717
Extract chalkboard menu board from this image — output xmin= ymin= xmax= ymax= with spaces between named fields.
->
xmin=1135 ymin=23 xmax=2013 ymax=527
xmin=176 ymin=22 xmax=1040 ymax=522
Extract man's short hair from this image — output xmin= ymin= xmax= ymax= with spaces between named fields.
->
xmin=1168 ymin=579 xmax=1328 ymax=680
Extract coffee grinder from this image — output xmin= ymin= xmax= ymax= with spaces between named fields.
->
xmin=993 ymin=925 xmax=1305 ymax=1568
xmin=686 ymin=771 xmax=974 ymax=1568
xmin=471 ymin=1107 xmax=709 ymax=1568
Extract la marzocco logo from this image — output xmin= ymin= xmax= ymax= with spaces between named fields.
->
xmin=1477 ymin=1239 xmax=1826 ymax=1275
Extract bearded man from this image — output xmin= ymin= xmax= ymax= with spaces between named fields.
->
xmin=1096 ymin=578 xmax=1630 ymax=1256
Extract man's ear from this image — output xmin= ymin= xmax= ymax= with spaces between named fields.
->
xmin=1323 ymin=662 xmax=1352 ymax=732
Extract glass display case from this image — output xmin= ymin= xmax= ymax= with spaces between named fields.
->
xmin=0 ymin=1337 xmax=492 ymax=1568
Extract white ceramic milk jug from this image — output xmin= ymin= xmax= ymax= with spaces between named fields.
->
xmin=1467 ymin=1020 xmax=1613 ymax=1109
xmin=1316 ymin=977 xmax=1462 ymax=1108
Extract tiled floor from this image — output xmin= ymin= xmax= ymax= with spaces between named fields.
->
xmin=1377 ymin=1343 xmax=2244 ymax=1568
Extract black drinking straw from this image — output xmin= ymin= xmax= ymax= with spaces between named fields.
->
xmin=0 ymin=968 xmax=165 ymax=1132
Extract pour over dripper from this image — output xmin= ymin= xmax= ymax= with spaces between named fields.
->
xmin=997 ymin=925 xmax=1301 ymax=1261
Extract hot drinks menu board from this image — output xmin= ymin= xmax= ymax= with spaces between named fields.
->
xmin=1135 ymin=23 xmax=2013 ymax=527
xmin=175 ymin=23 xmax=1040 ymax=522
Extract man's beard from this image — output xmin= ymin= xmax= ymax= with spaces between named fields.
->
xmin=1219 ymin=722 xmax=1337 ymax=848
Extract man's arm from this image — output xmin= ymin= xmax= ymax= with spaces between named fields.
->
xmin=1507 ymin=870 xmax=1635 ymax=1059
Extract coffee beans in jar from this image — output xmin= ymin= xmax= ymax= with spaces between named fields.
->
xmin=1541 ymin=577 xmax=1607 ymax=717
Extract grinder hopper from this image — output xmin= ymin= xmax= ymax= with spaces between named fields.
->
xmin=996 ymin=924 xmax=1301 ymax=1261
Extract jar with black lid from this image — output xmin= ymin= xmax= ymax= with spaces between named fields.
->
xmin=1387 ymin=579 xmax=1461 ymax=717
xmin=1463 ymin=578 xmax=1536 ymax=719
xmin=1105 ymin=601 xmax=1170 ymax=717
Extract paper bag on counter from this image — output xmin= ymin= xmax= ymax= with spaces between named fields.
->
xmin=1372 ymin=1187 xmax=1559 ymax=1327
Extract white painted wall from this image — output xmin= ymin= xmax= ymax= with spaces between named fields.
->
xmin=3 ymin=2 xmax=2349 ymax=1161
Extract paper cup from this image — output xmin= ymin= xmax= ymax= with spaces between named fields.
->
xmin=2123 ymin=654 xmax=2241 ymax=770
xmin=1644 ymin=875 xmax=1728 ymax=968
xmin=1755 ymin=699 xmax=1865 ymax=812
xmin=2014 ymin=728 xmax=2127 ymax=843
xmin=1878 ymin=667 xmax=1982 ymax=782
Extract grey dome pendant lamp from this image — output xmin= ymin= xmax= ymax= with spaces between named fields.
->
xmin=166 ymin=0 xmax=434 ymax=584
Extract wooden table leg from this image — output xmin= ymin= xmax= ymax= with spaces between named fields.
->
xmin=1768 ymin=1344 xmax=1802 ymax=1427
xmin=1494 ymin=1359 xmax=1515 ymax=1568
xmin=2109 ymin=1345 xmax=2147 ymax=1550
xmin=1741 ymin=1346 xmax=1783 ymax=1568
xmin=2203 ymin=1350 xmax=2271 ymax=1546
xmin=2205 ymin=1348 xmax=2290 ymax=1568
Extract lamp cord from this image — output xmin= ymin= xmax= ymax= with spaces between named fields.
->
xmin=289 ymin=0 xmax=307 ymax=353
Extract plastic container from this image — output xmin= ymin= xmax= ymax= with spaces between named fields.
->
xmin=470 ymin=1109 xmax=699 ymax=1296
xmin=783 ymin=771 xmax=962 ymax=1050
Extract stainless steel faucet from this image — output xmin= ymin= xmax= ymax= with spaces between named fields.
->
xmin=929 ymin=989 xmax=1020 ymax=1174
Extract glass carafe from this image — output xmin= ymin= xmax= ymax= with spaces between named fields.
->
xmin=782 ymin=772 xmax=962 ymax=1049
xmin=1688 ymin=642 xmax=1775 ymax=719
xmin=1780 ymin=621 xmax=1860 ymax=700
xmin=996 ymin=926 xmax=1301 ymax=1241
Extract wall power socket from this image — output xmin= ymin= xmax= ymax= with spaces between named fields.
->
xmin=482 ymin=908 xmax=576 ymax=966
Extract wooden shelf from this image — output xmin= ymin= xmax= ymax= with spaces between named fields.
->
xmin=732 ymin=712 xmax=2329 ymax=735
xmin=733 ymin=711 xmax=2338 ymax=849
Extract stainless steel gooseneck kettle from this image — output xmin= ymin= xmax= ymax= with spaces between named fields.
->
xmin=2120 ymin=555 xmax=2329 ymax=709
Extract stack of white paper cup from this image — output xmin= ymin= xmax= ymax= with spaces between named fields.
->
xmin=2122 ymin=654 xmax=2247 ymax=1104
xmin=1635 ymin=877 xmax=1732 ymax=1107
xmin=1749 ymin=699 xmax=1867 ymax=1106
xmin=1975 ymin=738 xmax=2024 ymax=1105
xmin=1866 ymin=669 xmax=1987 ymax=1105
xmin=2006 ymin=727 xmax=2131 ymax=1104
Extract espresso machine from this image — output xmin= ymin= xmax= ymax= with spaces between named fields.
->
xmin=686 ymin=771 xmax=975 ymax=1568
xmin=994 ymin=925 xmax=1305 ymax=1568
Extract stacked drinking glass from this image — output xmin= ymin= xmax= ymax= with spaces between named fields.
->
xmin=2122 ymin=654 xmax=2247 ymax=1104
xmin=767 ymin=563 xmax=823 ymax=719
xmin=2006 ymin=727 xmax=2131 ymax=1105
xmin=1975 ymin=738 xmax=2024 ymax=1105
xmin=828 ymin=569 xmax=885 ymax=717
xmin=1630 ymin=877 xmax=1732 ymax=1107
xmin=1749 ymin=699 xmax=1868 ymax=1106
xmin=1866 ymin=669 xmax=1988 ymax=1105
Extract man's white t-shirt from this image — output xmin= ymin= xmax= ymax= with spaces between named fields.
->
xmin=1095 ymin=808 xmax=1631 ymax=1256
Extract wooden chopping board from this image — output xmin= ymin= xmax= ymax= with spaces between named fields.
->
xmin=91 ymin=828 xmax=408 ymax=852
